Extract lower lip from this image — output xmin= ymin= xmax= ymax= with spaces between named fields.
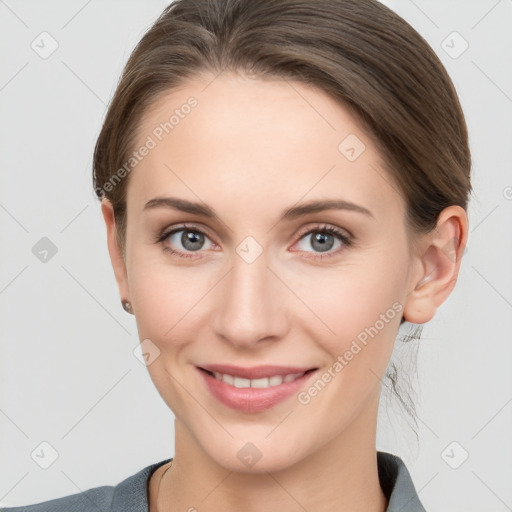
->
xmin=197 ymin=367 xmax=317 ymax=413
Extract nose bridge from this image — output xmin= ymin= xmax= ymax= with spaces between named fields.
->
xmin=213 ymin=242 xmax=288 ymax=346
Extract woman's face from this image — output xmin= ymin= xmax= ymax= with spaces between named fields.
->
xmin=107 ymin=71 xmax=427 ymax=472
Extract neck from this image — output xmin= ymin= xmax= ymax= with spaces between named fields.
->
xmin=155 ymin=397 xmax=387 ymax=512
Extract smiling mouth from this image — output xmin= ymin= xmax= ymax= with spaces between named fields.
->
xmin=198 ymin=367 xmax=317 ymax=389
xmin=196 ymin=365 xmax=319 ymax=412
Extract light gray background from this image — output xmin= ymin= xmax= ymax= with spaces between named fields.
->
xmin=1 ymin=1 xmax=511 ymax=510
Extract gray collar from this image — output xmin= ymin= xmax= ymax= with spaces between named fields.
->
xmin=110 ymin=451 xmax=426 ymax=511
xmin=377 ymin=451 xmax=427 ymax=511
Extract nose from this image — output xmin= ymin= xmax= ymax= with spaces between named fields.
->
xmin=212 ymin=248 xmax=290 ymax=349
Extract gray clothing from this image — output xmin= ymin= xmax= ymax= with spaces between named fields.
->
xmin=1 ymin=451 xmax=426 ymax=511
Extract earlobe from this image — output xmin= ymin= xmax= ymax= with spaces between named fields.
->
xmin=100 ymin=199 xmax=130 ymax=307
xmin=403 ymin=205 xmax=468 ymax=324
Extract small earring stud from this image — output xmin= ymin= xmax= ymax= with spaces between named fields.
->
xmin=122 ymin=300 xmax=132 ymax=313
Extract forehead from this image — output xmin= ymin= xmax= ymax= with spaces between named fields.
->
xmin=128 ymin=71 xmax=404 ymax=221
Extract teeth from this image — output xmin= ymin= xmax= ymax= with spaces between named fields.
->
xmin=212 ymin=371 xmax=305 ymax=388
xmin=251 ymin=377 xmax=270 ymax=388
xmin=234 ymin=377 xmax=251 ymax=388
xmin=269 ymin=375 xmax=283 ymax=386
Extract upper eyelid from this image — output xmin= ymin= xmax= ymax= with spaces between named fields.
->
xmin=161 ymin=223 xmax=217 ymax=243
xmin=295 ymin=223 xmax=351 ymax=239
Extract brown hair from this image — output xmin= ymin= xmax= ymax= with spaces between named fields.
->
xmin=92 ymin=0 xmax=471 ymax=433
xmin=93 ymin=0 xmax=471 ymax=246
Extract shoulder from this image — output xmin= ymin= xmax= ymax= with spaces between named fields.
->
xmin=0 ymin=486 xmax=114 ymax=512
xmin=377 ymin=451 xmax=427 ymax=512
xmin=0 ymin=459 xmax=172 ymax=512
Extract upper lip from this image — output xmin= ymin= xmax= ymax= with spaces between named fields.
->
xmin=198 ymin=364 xmax=317 ymax=380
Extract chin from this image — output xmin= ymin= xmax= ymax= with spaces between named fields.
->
xmin=199 ymin=435 xmax=307 ymax=475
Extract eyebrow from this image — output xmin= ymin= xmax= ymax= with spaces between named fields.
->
xmin=143 ymin=197 xmax=374 ymax=220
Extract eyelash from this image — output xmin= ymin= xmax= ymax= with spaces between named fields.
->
xmin=153 ymin=223 xmax=353 ymax=260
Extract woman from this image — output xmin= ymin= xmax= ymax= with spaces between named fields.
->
xmin=2 ymin=0 xmax=470 ymax=510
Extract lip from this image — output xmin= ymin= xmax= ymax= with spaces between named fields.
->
xmin=196 ymin=365 xmax=318 ymax=413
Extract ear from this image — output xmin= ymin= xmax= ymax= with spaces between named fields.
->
xmin=403 ymin=205 xmax=468 ymax=324
xmin=101 ymin=198 xmax=130 ymax=305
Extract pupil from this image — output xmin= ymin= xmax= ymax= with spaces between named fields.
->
xmin=312 ymin=233 xmax=333 ymax=253
xmin=182 ymin=230 xmax=204 ymax=250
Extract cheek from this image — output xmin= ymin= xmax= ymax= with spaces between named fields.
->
xmin=130 ymin=273 xmax=196 ymax=340
xmin=290 ymin=249 xmax=408 ymax=360
xmin=298 ymin=258 xmax=405 ymax=330
xmin=127 ymin=249 xmax=216 ymax=347
xmin=126 ymin=261 xmax=208 ymax=415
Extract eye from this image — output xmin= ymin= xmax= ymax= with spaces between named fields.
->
xmin=155 ymin=224 xmax=215 ymax=259
xmin=155 ymin=223 xmax=353 ymax=260
xmin=292 ymin=224 xmax=352 ymax=259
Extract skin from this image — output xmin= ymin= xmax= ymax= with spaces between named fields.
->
xmin=101 ymin=70 xmax=468 ymax=511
